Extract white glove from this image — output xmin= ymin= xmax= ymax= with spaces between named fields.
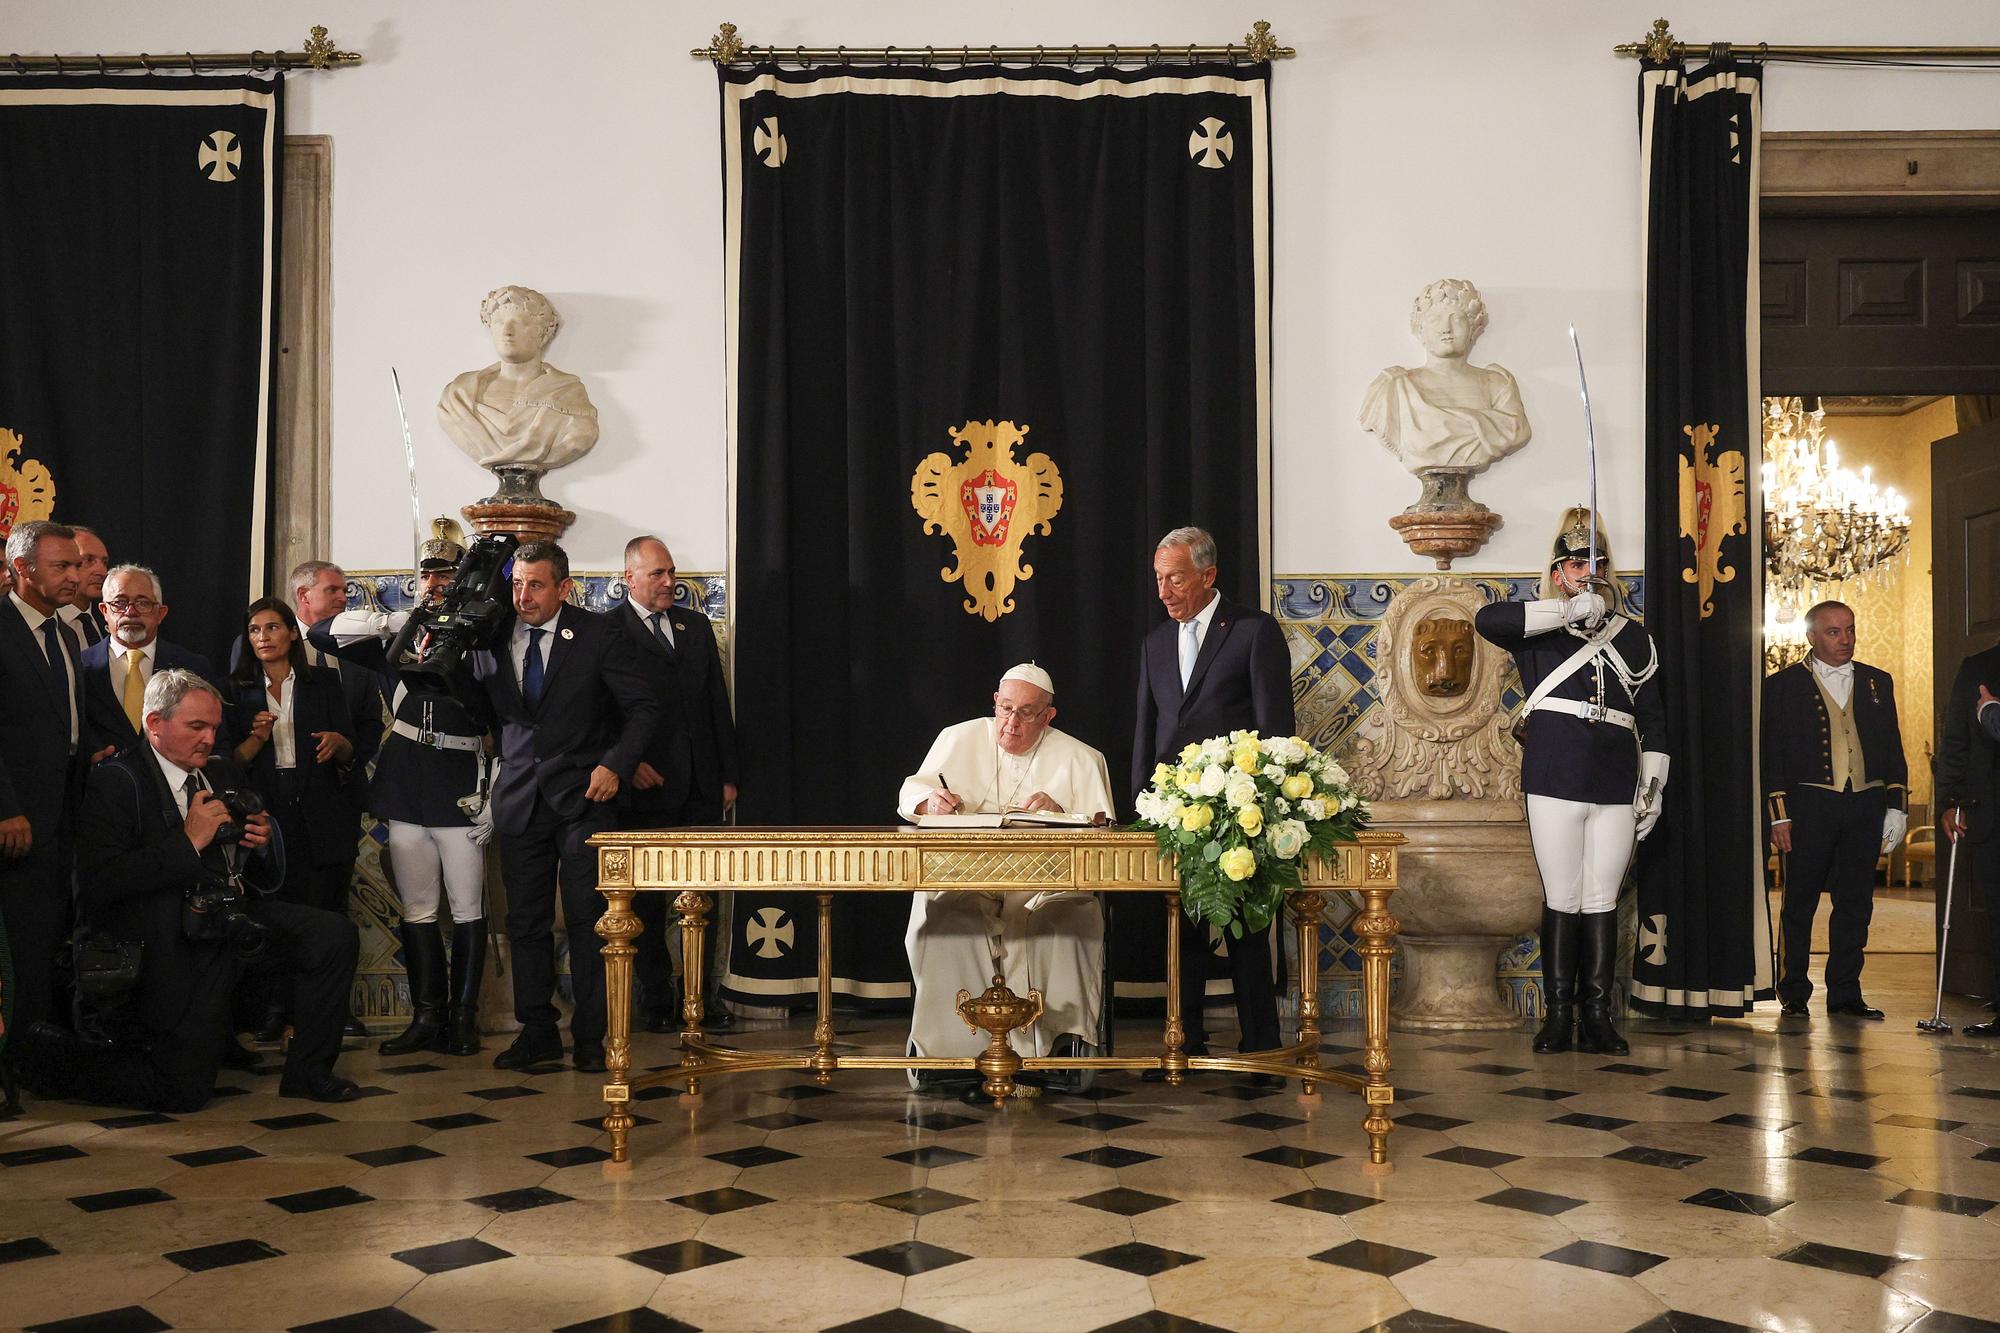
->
xmin=329 ymin=607 xmax=407 ymax=644
xmin=1634 ymin=751 xmax=1671 ymax=841
xmin=468 ymin=800 xmax=495 ymax=848
xmin=1881 ymin=808 xmax=1907 ymax=856
xmin=1562 ymin=591 xmax=1608 ymax=626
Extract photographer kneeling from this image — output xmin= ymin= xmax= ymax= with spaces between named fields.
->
xmin=14 ymin=668 xmax=360 ymax=1111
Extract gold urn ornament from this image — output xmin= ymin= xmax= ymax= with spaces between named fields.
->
xmin=954 ymin=974 xmax=1044 ymax=1103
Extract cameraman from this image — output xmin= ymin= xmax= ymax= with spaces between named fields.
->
xmin=13 ymin=669 xmax=360 ymax=1110
xmin=309 ymin=524 xmax=496 ymax=1057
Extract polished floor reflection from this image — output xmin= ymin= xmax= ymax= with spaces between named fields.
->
xmin=3 ymin=952 xmax=2000 ymax=1332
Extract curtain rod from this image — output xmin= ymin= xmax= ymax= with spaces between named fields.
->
xmin=2 ymin=25 xmax=360 ymax=75
xmin=1615 ymin=18 xmax=2000 ymax=64
xmin=691 ymin=19 xmax=1294 ymax=67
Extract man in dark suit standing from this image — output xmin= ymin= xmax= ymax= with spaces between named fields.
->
xmin=63 ymin=524 xmax=109 ymax=648
xmin=1133 ymin=526 xmax=1295 ymax=1083
xmin=0 ymin=520 xmax=86 ymax=1042
xmin=617 ymin=534 xmax=740 ymax=1032
xmin=1763 ymin=601 xmax=1907 ymax=1019
xmin=470 ymin=541 xmax=658 ymax=1072
xmin=1937 ymin=640 xmax=2000 ymax=1037
xmin=13 ymin=668 xmax=359 ymax=1109
xmin=80 ymin=564 xmax=216 ymax=756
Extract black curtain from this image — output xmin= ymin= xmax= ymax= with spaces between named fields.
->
xmin=722 ymin=62 xmax=1272 ymax=1004
xmin=1634 ymin=57 xmax=1769 ymax=1020
xmin=0 ymin=75 xmax=283 ymax=665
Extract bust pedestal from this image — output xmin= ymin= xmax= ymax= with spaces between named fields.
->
xmin=462 ymin=464 xmax=574 ymax=543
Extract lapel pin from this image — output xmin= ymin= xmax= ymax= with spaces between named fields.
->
xmin=560 ymin=627 xmax=574 ymax=641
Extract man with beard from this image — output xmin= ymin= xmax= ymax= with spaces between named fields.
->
xmin=81 ymin=565 xmax=217 ymax=757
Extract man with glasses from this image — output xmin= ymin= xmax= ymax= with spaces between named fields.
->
xmin=895 ymin=663 xmax=1115 ymax=1071
xmin=81 ymin=565 xmax=217 ymax=758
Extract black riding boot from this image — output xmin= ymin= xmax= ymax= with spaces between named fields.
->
xmin=1576 ymin=910 xmax=1630 ymax=1056
xmin=445 ymin=921 xmax=487 ymax=1058
xmin=380 ymin=922 xmax=447 ymax=1056
xmin=1533 ymin=908 xmax=1580 ymax=1054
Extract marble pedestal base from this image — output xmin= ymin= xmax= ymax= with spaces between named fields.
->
xmin=463 ymin=500 xmax=576 ymax=544
xmin=1395 ymin=935 xmax=1523 ymax=1031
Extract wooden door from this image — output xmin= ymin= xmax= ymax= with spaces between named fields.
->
xmin=1933 ymin=416 xmax=2000 ymax=995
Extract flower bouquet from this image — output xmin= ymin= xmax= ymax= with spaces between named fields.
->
xmin=1133 ymin=731 xmax=1369 ymax=937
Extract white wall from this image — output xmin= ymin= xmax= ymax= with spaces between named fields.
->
xmin=13 ymin=1 xmax=2000 ymax=574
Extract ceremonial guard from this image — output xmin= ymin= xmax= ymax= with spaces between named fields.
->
xmin=310 ymin=522 xmax=496 ymax=1056
xmin=1762 ymin=601 xmax=1906 ymax=1019
xmin=1475 ymin=508 xmax=1668 ymax=1056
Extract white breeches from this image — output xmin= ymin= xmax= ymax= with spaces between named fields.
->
xmin=905 ymin=891 xmax=1103 ymax=1058
xmin=1525 ymin=795 xmax=1636 ymax=915
xmin=387 ymin=821 xmax=487 ymax=924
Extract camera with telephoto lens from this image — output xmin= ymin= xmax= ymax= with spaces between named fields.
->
xmin=387 ymin=531 xmax=519 ymax=691
xmin=182 ymin=787 xmax=270 ymax=955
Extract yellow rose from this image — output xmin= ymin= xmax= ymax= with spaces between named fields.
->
xmin=1220 ymin=846 xmax=1257 ymax=881
xmin=1177 ymin=767 xmax=1202 ymax=790
xmin=1282 ymin=773 xmax=1314 ymax=800
xmin=1232 ymin=744 xmax=1261 ymax=774
xmin=1237 ymin=804 xmax=1264 ymax=836
xmin=1152 ymin=763 xmax=1173 ymax=788
xmin=1181 ymin=803 xmax=1214 ymax=833
xmin=1180 ymin=742 xmax=1205 ymax=765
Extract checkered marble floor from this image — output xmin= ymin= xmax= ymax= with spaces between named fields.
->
xmin=5 ymin=952 xmax=2000 ymax=1332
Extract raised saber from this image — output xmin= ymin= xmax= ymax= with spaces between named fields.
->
xmin=390 ymin=368 xmax=424 ymax=573
xmin=1568 ymin=324 xmax=1599 ymax=576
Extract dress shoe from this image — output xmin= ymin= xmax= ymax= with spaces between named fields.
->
xmin=705 ymin=1007 xmax=736 ymax=1031
xmin=342 ymin=1014 xmax=369 ymax=1040
xmin=251 ymin=1005 xmax=289 ymax=1045
xmin=492 ymin=1028 xmax=564 ymax=1070
xmin=1827 ymin=999 xmax=1885 ymax=1020
xmin=278 ymin=1071 xmax=362 ymax=1103
xmin=573 ymin=1045 xmax=607 ymax=1074
xmin=1963 ymin=1020 xmax=2000 ymax=1038
xmin=642 ymin=1008 xmax=678 ymax=1035
xmin=1780 ymin=999 xmax=1810 ymax=1017
xmin=15 ymin=1022 xmax=83 ymax=1098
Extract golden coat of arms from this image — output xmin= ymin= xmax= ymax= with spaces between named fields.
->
xmin=910 ymin=420 xmax=1063 ymax=622
xmin=1677 ymin=420 xmax=1747 ymax=619
xmin=0 ymin=427 xmax=56 ymax=539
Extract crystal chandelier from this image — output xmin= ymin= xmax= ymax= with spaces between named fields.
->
xmin=1761 ymin=396 xmax=1912 ymax=659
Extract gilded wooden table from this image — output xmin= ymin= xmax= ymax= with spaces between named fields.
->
xmin=589 ymin=827 xmax=1404 ymax=1165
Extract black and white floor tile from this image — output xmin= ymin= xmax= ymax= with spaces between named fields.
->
xmin=4 ymin=953 xmax=2000 ymax=1331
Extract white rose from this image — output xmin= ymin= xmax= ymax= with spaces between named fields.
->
xmin=1340 ymin=794 xmax=1358 ymax=812
xmin=1268 ymin=737 xmax=1304 ymax=765
xmin=1223 ymin=772 xmax=1258 ymax=811
xmin=1164 ymin=798 xmax=1186 ymax=825
xmin=1198 ymin=764 xmax=1229 ymax=797
xmin=1134 ymin=791 xmax=1160 ymax=823
xmin=1267 ymin=818 xmax=1309 ymax=860
xmin=1300 ymin=798 xmax=1327 ymax=821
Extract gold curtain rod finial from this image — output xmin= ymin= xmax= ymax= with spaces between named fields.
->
xmin=1243 ymin=19 xmax=1285 ymax=64
xmin=698 ymin=22 xmax=747 ymax=65
xmin=1643 ymin=18 xmax=1677 ymax=62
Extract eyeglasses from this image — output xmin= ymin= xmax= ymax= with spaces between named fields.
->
xmin=105 ymin=597 xmax=161 ymax=614
xmin=994 ymin=702 xmax=1049 ymax=724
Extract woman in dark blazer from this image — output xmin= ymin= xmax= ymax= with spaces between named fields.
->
xmin=226 ymin=598 xmax=363 ymax=1041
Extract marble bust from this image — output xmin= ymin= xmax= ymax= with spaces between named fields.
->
xmin=438 ymin=285 xmax=599 ymax=486
xmin=1359 ymin=279 xmax=1530 ymax=476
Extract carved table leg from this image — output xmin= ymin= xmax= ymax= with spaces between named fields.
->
xmin=1356 ymin=883 xmax=1401 ymax=1164
xmin=810 ymin=894 xmax=837 ymax=1085
xmin=1292 ymin=890 xmax=1326 ymax=1095
xmin=1162 ymin=892 xmax=1187 ymax=1086
xmin=596 ymin=885 xmax=641 ymax=1164
xmin=675 ymin=890 xmax=710 ymax=1096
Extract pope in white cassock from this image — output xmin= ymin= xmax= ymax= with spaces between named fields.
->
xmin=895 ymin=664 xmax=1116 ymax=1067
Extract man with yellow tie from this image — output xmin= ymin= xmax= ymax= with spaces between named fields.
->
xmin=80 ymin=565 xmax=219 ymax=758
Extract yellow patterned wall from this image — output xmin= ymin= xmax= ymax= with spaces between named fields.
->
xmin=1817 ymin=399 xmax=1952 ymax=808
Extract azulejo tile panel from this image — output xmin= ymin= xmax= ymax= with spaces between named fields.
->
xmin=334 ymin=569 xmax=1636 ymax=1027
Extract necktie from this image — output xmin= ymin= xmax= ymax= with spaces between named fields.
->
xmin=121 ymin=650 xmax=147 ymax=732
xmin=39 ymin=617 xmax=74 ymax=747
xmin=1178 ymin=619 xmax=1200 ymax=689
xmin=523 ymin=626 xmax=547 ymax=710
xmin=649 ymin=611 xmax=676 ymax=655
xmin=79 ymin=614 xmax=103 ymax=647
xmin=183 ymin=773 xmax=201 ymax=818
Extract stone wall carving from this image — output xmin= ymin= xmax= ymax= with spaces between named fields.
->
xmin=1348 ymin=574 xmax=1521 ymax=801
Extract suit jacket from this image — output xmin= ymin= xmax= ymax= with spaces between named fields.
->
xmin=74 ymin=750 xmax=279 ymax=1036
xmin=1762 ymin=659 xmax=1909 ymax=825
xmin=469 ymin=606 xmax=660 ymax=836
xmin=1132 ymin=596 xmax=1295 ymax=803
xmin=1939 ymin=643 xmax=2000 ymax=842
xmin=0 ymin=596 xmax=83 ymax=835
xmin=611 ymin=601 xmax=693 ymax=821
xmin=230 ymin=630 xmax=384 ymax=781
xmin=223 ymin=666 xmax=365 ymax=868
xmin=79 ymin=637 xmax=218 ymax=755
